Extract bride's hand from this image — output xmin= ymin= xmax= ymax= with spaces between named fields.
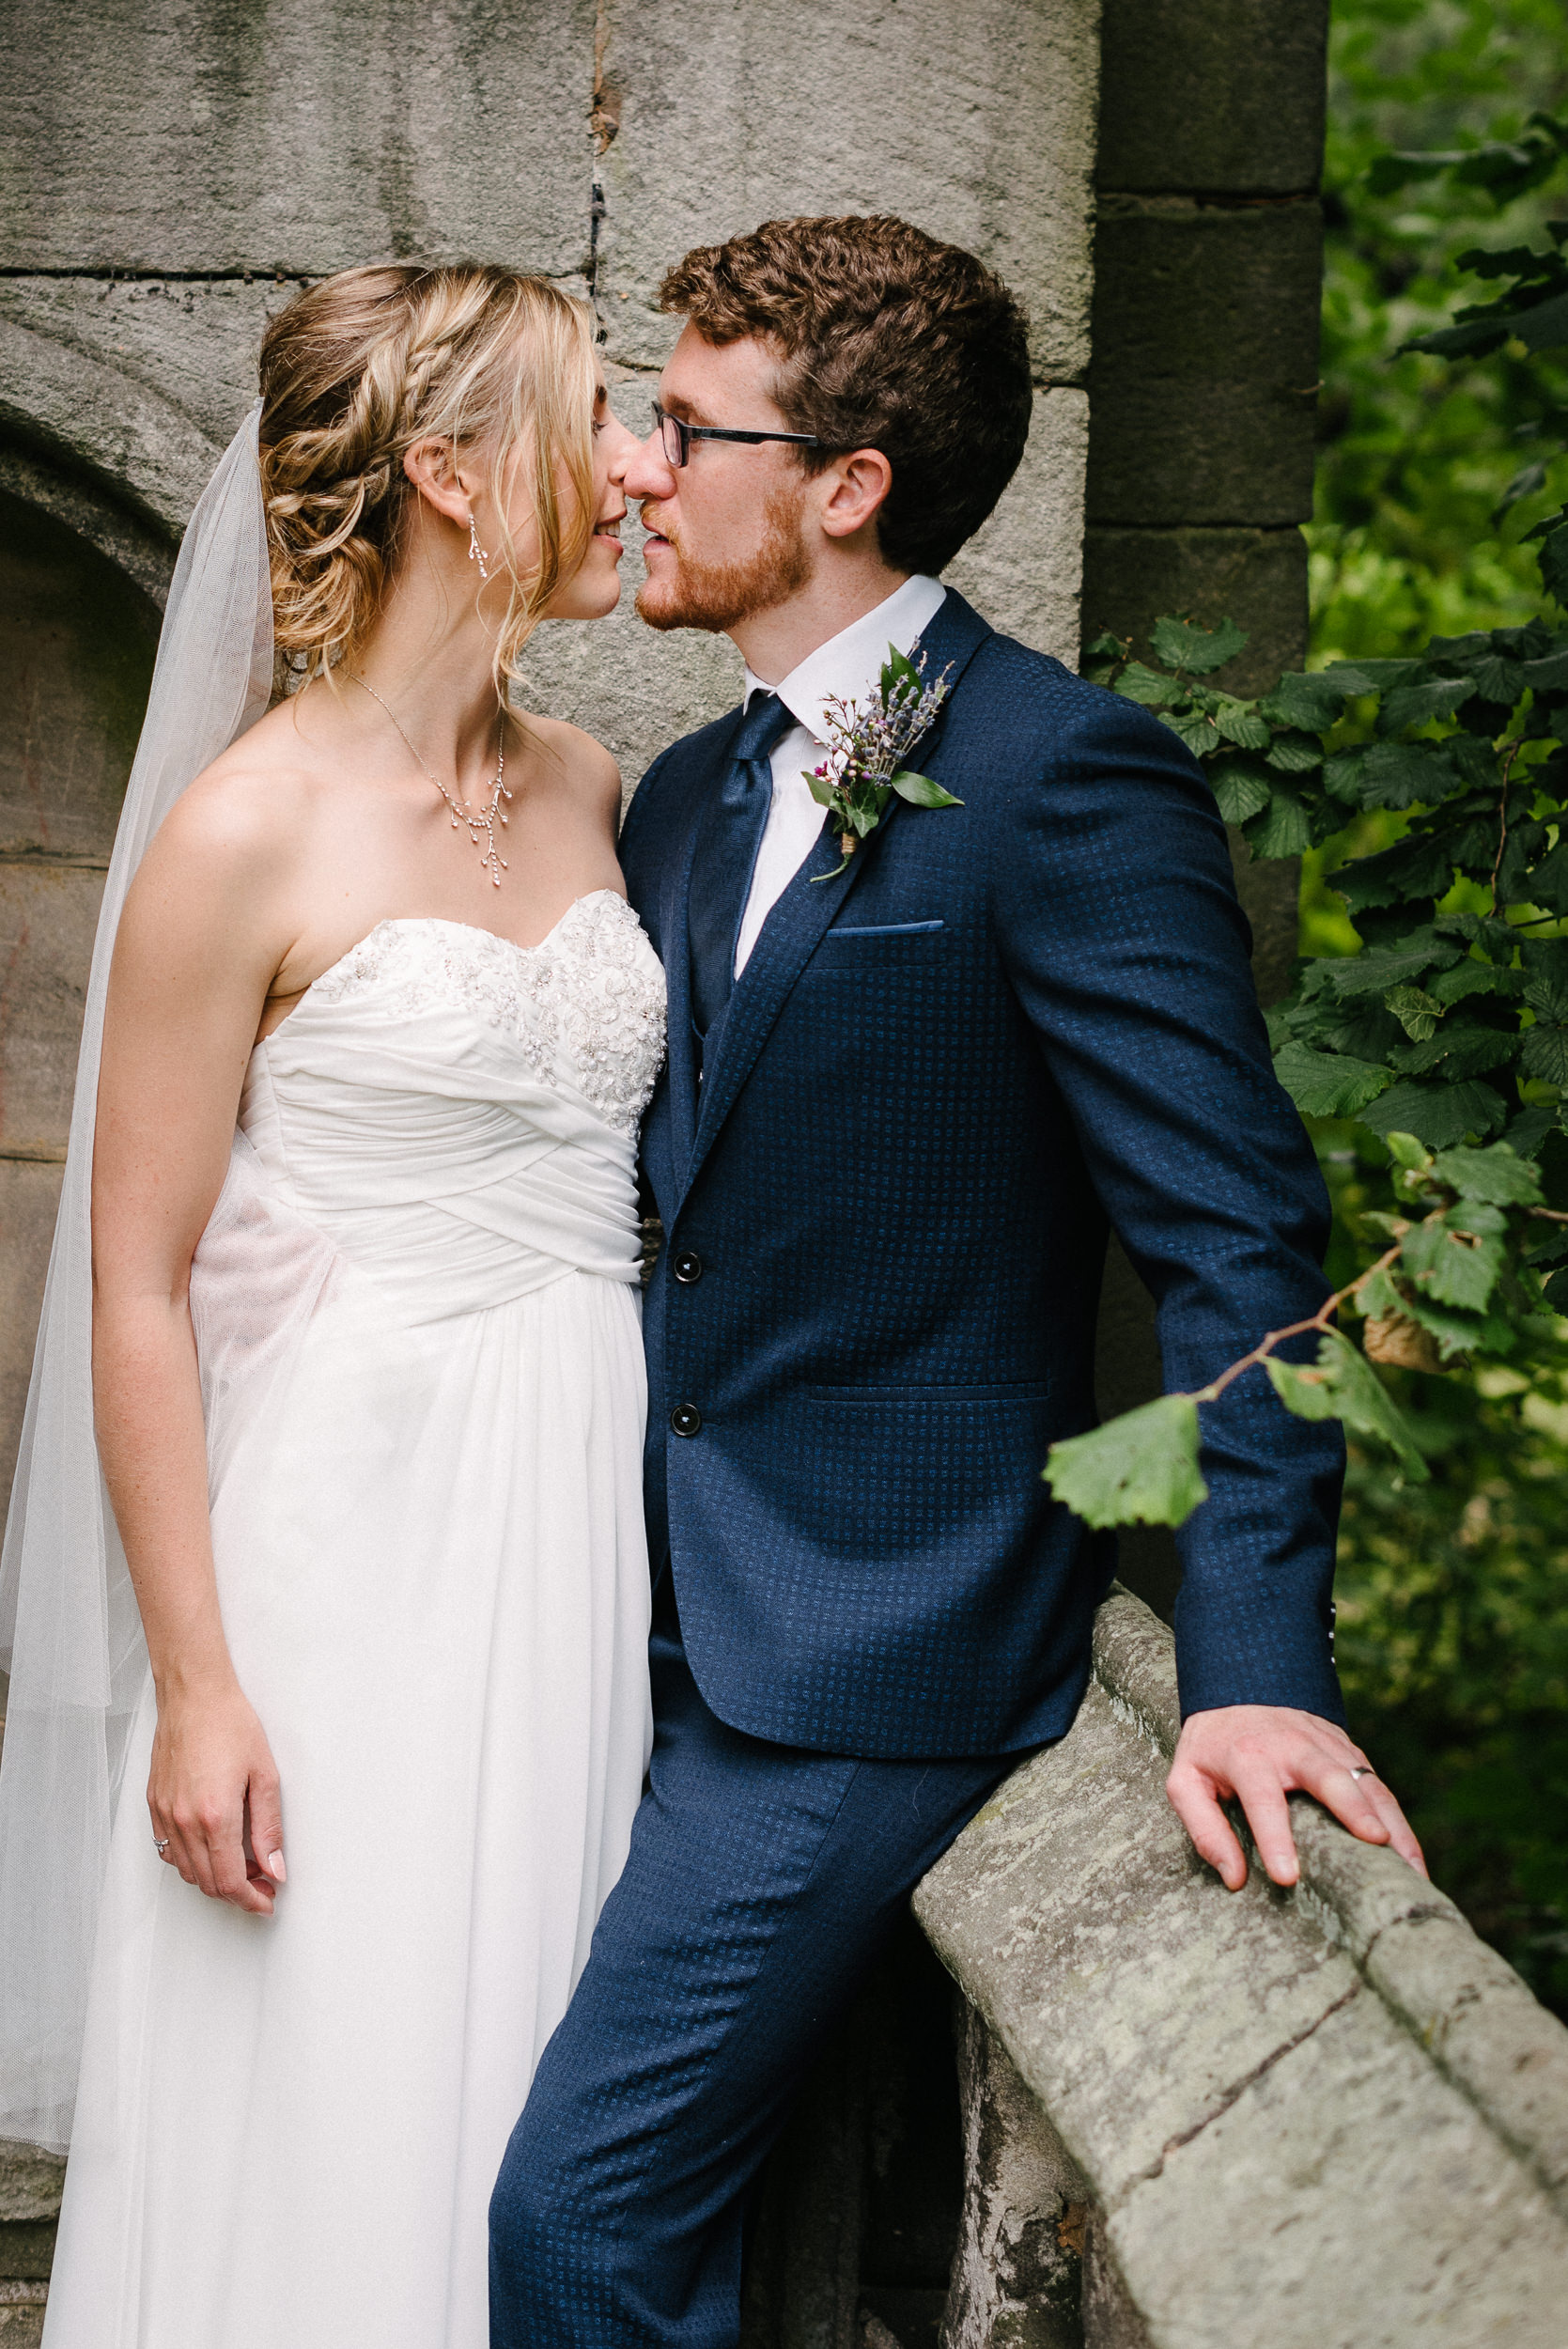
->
xmin=148 ymin=1680 xmax=287 ymax=1914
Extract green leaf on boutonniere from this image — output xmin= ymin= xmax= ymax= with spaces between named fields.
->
xmin=891 ymin=770 xmax=963 ymax=808
xmin=807 ymin=770 xmax=839 ymax=808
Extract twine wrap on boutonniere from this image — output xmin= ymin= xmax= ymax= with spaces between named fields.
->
xmin=807 ymin=644 xmax=961 ymax=880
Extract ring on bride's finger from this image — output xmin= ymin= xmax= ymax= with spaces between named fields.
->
xmin=1347 ymin=1766 xmax=1375 ymax=1781
xmin=153 ymin=1837 xmax=171 ymax=1856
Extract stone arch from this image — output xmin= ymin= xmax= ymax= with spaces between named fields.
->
xmin=0 ymin=441 xmax=164 ymax=1520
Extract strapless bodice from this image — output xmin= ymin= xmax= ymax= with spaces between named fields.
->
xmin=229 ymin=892 xmax=666 ymax=1321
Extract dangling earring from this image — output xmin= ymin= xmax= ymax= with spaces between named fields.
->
xmin=467 ymin=513 xmax=492 ymax=583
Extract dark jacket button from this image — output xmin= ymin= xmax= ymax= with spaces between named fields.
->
xmin=671 ymin=1403 xmax=703 ymax=1438
xmin=673 ymin=1251 xmax=704 ymax=1284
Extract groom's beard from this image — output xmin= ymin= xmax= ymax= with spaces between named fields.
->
xmin=635 ymin=483 xmax=811 ymax=633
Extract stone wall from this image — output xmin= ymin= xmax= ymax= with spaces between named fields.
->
xmin=0 ymin=0 xmax=1098 ymax=1530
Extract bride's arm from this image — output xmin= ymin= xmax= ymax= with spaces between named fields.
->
xmin=91 ymin=773 xmax=299 ymax=1914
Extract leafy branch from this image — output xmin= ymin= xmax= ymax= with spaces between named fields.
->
xmin=1046 ymin=1133 xmax=1566 ymax=1528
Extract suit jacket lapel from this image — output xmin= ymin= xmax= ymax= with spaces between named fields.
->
xmin=678 ymin=588 xmax=994 ymax=1206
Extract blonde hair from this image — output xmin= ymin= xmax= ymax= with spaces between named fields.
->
xmin=257 ymin=262 xmax=598 ymax=694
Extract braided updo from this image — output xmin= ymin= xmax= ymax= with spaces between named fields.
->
xmin=258 ymin=263 xmax=598 ymax=692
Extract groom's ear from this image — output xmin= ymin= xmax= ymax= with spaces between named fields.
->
xmin=816 ymin=447 xmax=893 ymax=543
xmin=403 ymin=437 xmax=473 ymax=526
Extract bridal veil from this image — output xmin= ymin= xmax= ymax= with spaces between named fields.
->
xmin=0 ymin=407 xmax=273 ymax=2150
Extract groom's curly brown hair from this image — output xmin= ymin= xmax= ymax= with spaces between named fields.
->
xmin=658 ymin=214 xmax=1032 ymax=578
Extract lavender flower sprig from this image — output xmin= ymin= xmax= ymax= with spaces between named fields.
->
xmin=807 ymin=644 xmax=961 ymax=880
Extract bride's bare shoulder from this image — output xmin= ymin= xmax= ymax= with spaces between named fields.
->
xmin=518 ymin=712 xmax=621 ymax=818
xmin=132 ymin=700 xmax=328 ymax=904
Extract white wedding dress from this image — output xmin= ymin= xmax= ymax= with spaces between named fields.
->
xmin=41 ymin=891 xmax=664 ymax=2349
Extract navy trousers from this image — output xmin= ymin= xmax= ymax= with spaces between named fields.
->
xmin=489 ymin=1583 xmax=1011 ymax=2346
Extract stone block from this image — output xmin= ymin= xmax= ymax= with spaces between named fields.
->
xmin=1365 ymin=1910 xmax=1568 ymax=2210
xmin=1109 ymin=1987 xmax=1568 ymax=2347
xmin=1079 ymin=525 xmax=1310 ymax=695
xmin=0 ymin=866 xmax=103 ymax=1152
xmin=1095 ymin=0 xmax=1329 ymax=196
xmin=0 ymin=277 xmax=298 ymax=493
xmin=0 ymin=449 xmax=173 ymax=612
xmin=0 ymin=0 xmax=594 ymax=278
xmin=1086 ymin=202 xmax=1323 ymax=529
xmin=0 ymin=2224 xmax=54 ymax=2283
xmin=0 ymin=1160 xmax=63 ymax=1527
xmin=595 ymin=0 xmax=1097 ymax=384
xmin=0 ymin=490 xmax=155 ymax=861
xmin=0 ymin=2284 xmax=45 ymax=2345
xmin=942 ymin=2004 xmax=1086 ymax=2348
xmin=917 ymin=1677 xmax=1361 ymax=2204
xmin=0 ymin=2146 xmax=63 ymax=2225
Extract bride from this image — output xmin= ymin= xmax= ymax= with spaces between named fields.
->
xmin=0 ymin=262 xmax=660 ymax=2346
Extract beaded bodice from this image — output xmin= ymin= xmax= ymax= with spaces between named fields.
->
xmin=303 ymin=891 xmax=666 ymax=1141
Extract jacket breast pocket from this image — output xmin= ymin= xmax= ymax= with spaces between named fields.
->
xmin=808 ymin=920 xmax=946 ymax=971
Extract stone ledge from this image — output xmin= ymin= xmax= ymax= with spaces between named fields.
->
xmin=1090 ymin=1586 xmax=1568 ymax=2222
xmin=915 ymin=1586 xmax=1568 ymax=2344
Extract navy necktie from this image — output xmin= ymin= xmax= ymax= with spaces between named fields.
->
xmin=687 ymin=692 xmax=796 ymax=1053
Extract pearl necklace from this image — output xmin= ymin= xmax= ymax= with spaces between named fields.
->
xmin=349 ymin=673 xmax=513 ymax=888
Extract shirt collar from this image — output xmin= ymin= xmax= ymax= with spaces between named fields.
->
xmin=741 ymin=575 xmax=948 ymax=744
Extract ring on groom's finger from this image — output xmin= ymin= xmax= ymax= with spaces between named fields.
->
xmin=1347 ymin=1766 xmax=1375 ymax=1781
xmin=153 ymin=1837 xmax=171 ymax=1856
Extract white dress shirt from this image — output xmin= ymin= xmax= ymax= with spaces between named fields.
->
xmin=733 ymin=573 xmax=948 ymax=976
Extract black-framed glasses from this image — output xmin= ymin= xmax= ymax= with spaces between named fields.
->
xmin=651 ymin=399 xmax=821 ymax=469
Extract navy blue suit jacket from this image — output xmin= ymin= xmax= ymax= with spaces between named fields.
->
xmin=618 ymin=589 xmax=1345 ymax=1759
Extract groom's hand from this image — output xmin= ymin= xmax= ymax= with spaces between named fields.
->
xmin=1166 ymin=1704 xmax=1427 ymax=1891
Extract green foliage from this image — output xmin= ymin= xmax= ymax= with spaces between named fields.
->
xmin=1313 ymin=0 xmax=1568 ymax=664
xmin=1266 ymin=1327 xmax=1430 ymax=1480
xmin=1043 ymin=1395 xmax=1206 ymax=1531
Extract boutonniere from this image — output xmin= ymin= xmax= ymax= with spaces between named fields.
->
xmin=807 ymin=644 xmax=962 ymax=880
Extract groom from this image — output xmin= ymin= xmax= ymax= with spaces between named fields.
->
xmin=490 ymin=213 xmax=1422 ymax=2343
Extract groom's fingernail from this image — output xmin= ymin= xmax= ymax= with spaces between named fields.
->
xmin=268 ymin=1851 xmax=287 ymax=1883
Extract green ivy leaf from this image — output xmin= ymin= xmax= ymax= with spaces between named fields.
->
xmin=1161 ymin=708 xmax=1222 ymax=756
xmin=1389 ymin=1027 xmax=1521 ymax=1080
xmin=1264 ymin=731 xmax=1325 ymax=775
xmin=807 ymin=771 xmax=839 ymax=808
xmin=1335 ymin=832 xmax=1456 ymax=913
xmin=1402 ymin=1217 xmax=1507 ymax=1313
xmin=1258 ymin=671 xmax=1359 ymax=732
xmin=1358 ymin=740 xmax=1462 ymax=811
xmin=1430 ymin=962 xmax=1522 ymax=1007
xmin=1327 ymin=930 xmax=1467 ymax=999
xmin=1426 ymin=1148 xmax=1545 ymax=1212
xmin=1148 ymin=615 xmax=1248 ymax=677
xmin=1385 ymin=1131 xmax=1434 ymax=1174
xmin=890 ymin=770 xmax=963 ymax=809
xmin=1376 ymin=676 xmax=1478 ymax=736
xmin=1208 ymin=754 xmax=1272 ymax=826
xmin=1247 ymin=790 xmax=1312 ymax=858
xmin=1211 ymin=701 xmax=1273 ymax=750
xmin=1358 ymin=1079 xmax=1510 ymax=1148
xmin=1042 ymin=1393 xmax=1207 ymax=1530
xmin=1272 ymin=1041 xmax=1393 ymax=1118
xmin=1536 ymin=521 xmax=1568 ymax=605
xmin=1520 ymin=1019 xmax=1568 ymax=1086
xmin=1116 ymin=662 xmax=1187 ymax=708
xmin=1399 ymin=1292 xmax=1497 ymax=1361
xmin=1385 ymin=985 xmax=1444 ymax=1041
xmin=1521 ymin=838 xmax=1568 ymax=914
xmin=1265 ymin=1330 xmax=1429 ymax=1482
